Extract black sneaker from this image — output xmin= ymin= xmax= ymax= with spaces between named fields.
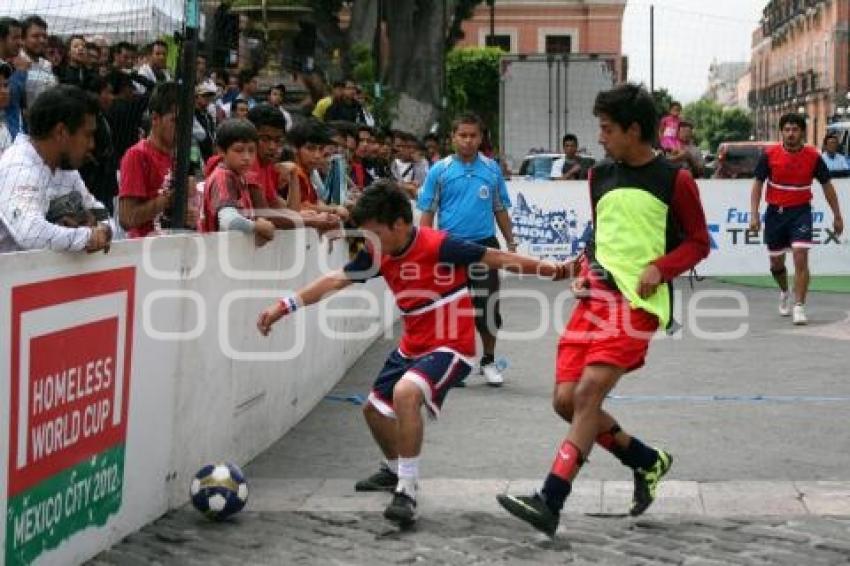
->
xmin=354 ymin=464 xmax=397 ymax=492
xmin=384 ymin=491 xmax=417 ymax=526
xmin=496 ymin=492 xmax=559 ymax=537
xmin=630 ymin=449 xmax=673 ymax=516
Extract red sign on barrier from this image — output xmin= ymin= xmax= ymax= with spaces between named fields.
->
xmin=6 ymin=267 xmax=135 ymax=565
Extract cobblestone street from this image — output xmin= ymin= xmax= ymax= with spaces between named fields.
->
xmin=92 ymin=508 xmax=850 ymax=565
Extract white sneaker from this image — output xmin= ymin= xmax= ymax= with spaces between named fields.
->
xmin=792 ymin=303 xmax=807 ymax=325
xmin=481 ymin=363 xmax=504 ymax=387
xmin=778 ymin=292 xmax=791 ymax=317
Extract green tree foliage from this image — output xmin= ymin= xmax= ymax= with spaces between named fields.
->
xmin=652 ymin=88 xmax=676 ymax=117
xmin=683 ymin=99 xmax=754 ymax=152
xmin=447 ymin=0 xmax=486 ymax=48
xmin=446 ymin=47 xmax=501 ymax=137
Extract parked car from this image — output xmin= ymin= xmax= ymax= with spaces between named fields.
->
xmin=517 ymin=152 xmax=597 ymax=180
xmin=713 ymin=141 xmax=776 ymax=179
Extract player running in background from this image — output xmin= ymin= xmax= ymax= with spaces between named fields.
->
xmin=257 ymin=181 xmax=576 ymax=527
xmin=749 ymin=112 xmax=844 ymax=325
xmin=497 ymin=83 xmax=710 ymax=537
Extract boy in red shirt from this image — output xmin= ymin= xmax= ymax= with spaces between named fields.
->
xmin=257 ymin=182 xmax=575 ymax=527
xmin=119 ymin=82 xmax=197 ymax=237
xmin=286 ymin=119 xmax=350 ymax=221
xmin=200 ymin=119 xmax=274 ymax=245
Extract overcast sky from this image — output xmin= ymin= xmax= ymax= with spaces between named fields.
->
xmin=622 ymin=0 xmax=766 ymax=102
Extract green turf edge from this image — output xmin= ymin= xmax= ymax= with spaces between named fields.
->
xmin=713 ymin=275 xmax=850 ymax=294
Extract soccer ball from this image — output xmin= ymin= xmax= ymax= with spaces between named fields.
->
xmin=189 ymin=463 xmax=248 ymax=520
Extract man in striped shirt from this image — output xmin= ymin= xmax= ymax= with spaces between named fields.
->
xmin=749 ymin=112 xmax=844 ymax=325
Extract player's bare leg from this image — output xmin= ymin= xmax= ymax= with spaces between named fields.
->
xmin=355 ymin=404 xmax=400 ymax=492
xmin=383 ymin=379 xmax=425 ymax=525
xmin=791 ymin=248 xmax=809 ymax=324
xmin=769 ymin=253 xmax=789 ymax=292
xmin=770 ymin=253 xmax=792 ymax=317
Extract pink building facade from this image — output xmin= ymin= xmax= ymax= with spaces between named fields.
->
xmin=457 ymin=0 xmax=627 ymax=80
xmin=749 ymin=0 xmax=850 ymax=145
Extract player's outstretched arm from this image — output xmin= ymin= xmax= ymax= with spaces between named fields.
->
xmin=257 ymin=270 xmax=353 ymax=336
xmin=479 ymin=249 xmax=579 ymax=280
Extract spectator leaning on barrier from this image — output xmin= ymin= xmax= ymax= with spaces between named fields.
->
xmin=417 ymin=112 xmax=515 ymax=387
xmin=0 ymin=84 xmax=111 ymax=253
xmin=821 ymin=133 xmax=850 ymax=177
xmin=204 ymin=104 xmax=328 ymax=232
xmin=286 ymin=119 xmax=350 ymax=221
xmin=200 ymin=118 xmax=275 ymax=246
xmin=119 ymin=82 xmax=196 ymax=237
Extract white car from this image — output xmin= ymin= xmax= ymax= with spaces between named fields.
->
xmin=517 ymin=153 xmax=596 ymax=180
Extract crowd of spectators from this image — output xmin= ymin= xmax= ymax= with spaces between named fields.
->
xmin=0 ymin=13 xmax=460 ymax=255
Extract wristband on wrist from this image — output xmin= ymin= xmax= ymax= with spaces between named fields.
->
xmin=278 ymin=295 xmax=302 ymax=315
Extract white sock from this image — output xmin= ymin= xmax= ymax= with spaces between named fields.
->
xmin=385 ymin=459 xmax=398 ymax=474
xmin=396 ymin=457 xmax=419 ymax=498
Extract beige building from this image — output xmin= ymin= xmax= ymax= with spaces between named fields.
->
xmin=705 ymin=61 xmax=749 ymax=108
xmin=749 ymin=0 xmax=850 ymax=144
xmin=456 ymin=0 xmax=628 ymax=80
xmin=737 ymin=72 xmax=752 ymax=111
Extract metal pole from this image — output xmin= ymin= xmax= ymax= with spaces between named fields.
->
xmin=650 ymin=4 xmax=655 ymax=93
xmin=442 ymin=0 xmax=448 ymax=127
xmin=171 ymin=0 xmax=200 ymax=230
xmin=374 ymin=0 xmax=383 ymax=99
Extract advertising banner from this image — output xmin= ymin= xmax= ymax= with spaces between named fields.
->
xmin=507 ymin=179 xmax=850 ymax=275
xmin=6 ymin=268 xmax=135 ymax=565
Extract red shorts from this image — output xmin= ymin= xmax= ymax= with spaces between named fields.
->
xmin=555 ymin=295 xmax=660 ymax=383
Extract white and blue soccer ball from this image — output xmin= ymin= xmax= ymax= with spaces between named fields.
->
xmin=190 ymin=463 xmax=248 ymax=520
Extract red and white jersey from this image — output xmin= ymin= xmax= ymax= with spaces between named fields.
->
xmin=345 ymin=226 xmax=486 ymax=358
xmin=755 ymin=144 xmax=831 ymax=208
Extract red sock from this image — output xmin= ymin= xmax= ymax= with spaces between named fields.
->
xmin=550 ymin=439 xmax=583 ymax=482
xmin=595 ymin=423 xmax=623 ymax=454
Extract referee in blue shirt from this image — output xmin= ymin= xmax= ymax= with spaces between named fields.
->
xmin=417 ymin=113 xmax=516 ymax=386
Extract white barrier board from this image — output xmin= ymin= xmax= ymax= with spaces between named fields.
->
xmin=0 ymin=231 xmax=390 ymax=565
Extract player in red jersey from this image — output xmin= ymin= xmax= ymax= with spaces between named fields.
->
xmin=750 ymin=113 xmax=844 ymax=325
xmin=257 ymin=181 xmax=575 ymax=527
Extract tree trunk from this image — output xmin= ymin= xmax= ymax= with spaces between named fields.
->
xmin=349 ymin=0 xmax=378 ymax=48
xmin=385 ymin=0 xmax=455 ymax=134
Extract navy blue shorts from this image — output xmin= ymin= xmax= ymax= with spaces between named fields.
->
xmin=764 ymin=204 xmax=813 ymax=255
xmin=368 ymin=349 xmax=472 ymax=419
